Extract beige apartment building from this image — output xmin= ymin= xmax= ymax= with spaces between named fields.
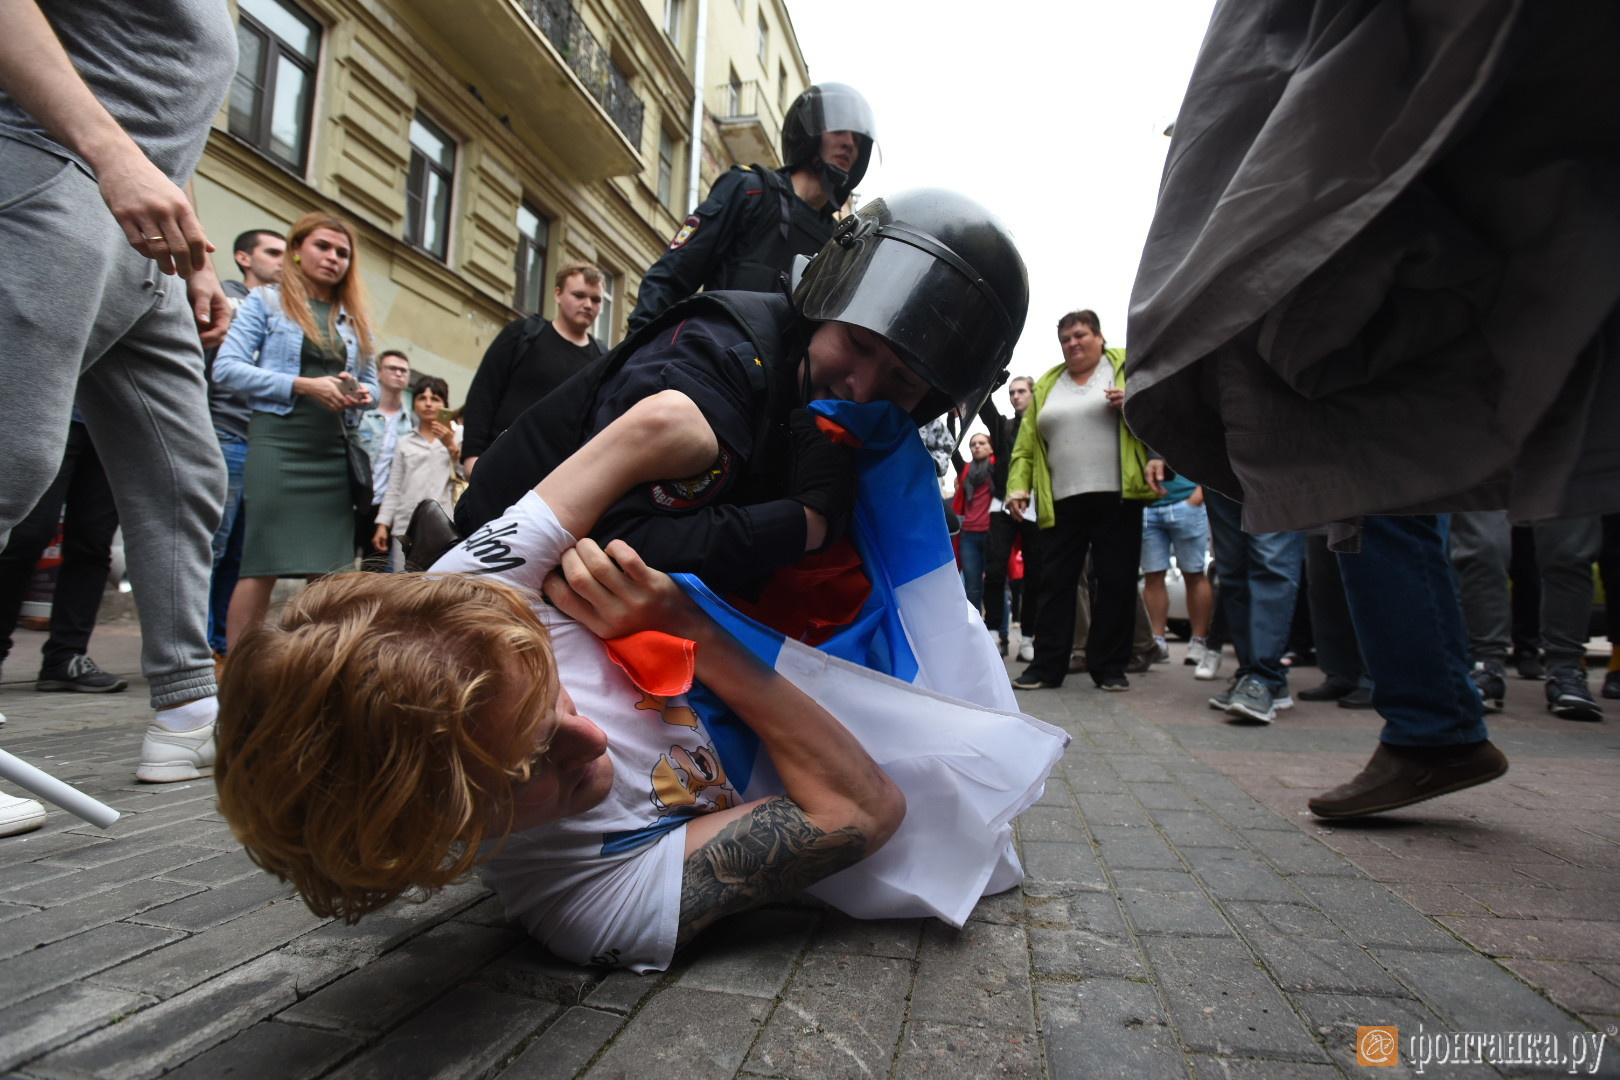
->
xmin=198 ymin=0 xmax=811 ymax=394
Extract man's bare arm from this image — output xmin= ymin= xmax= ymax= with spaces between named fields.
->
xmin=0 ymin=1 xmax=212 ymax=276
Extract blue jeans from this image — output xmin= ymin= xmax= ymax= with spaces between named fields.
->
xmin=207 ymin=432 xmax=248 ymax=654
xmin=1338 ymin=514 xmax=1488 ymax=747
xmin=1204 ymin=490 xmax=1303 ymax=693
xmin=959 ymin=529 xmax=988 ymax=616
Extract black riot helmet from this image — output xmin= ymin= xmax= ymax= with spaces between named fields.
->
xmin=793 ymin=188 xmax=1030 ymax=424
xmin=780 ymin=83 xmax=877 ymax=208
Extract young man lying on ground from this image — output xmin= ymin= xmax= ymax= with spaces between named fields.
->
xmin=215 ymin=392 xmax=911 ymax=970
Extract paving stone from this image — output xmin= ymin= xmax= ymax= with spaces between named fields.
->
xmin=1074 ymin=793 xmax=1152 ymax=827
xmin=1143 ymin=937 xmax=1326 ymax=1059
xmin=30 ymin=951 xmax=344 ymax=1080
xmin=0 ymin=878 xmax=200 ymax=961
xmin=1091 ymin=825 xmax=1183 ymax=870
xmin=583 ymin=969 xmax=663 ymax=1014
xmin=0 ymin=828 xmax=117 ymax=869
xmin=1149 ymin=809 xmax=1244 ymax=849
xmin=467 ymin=938 xmax=601 ymax=1005
xmin=896 ymin=1020 xmax=1043 ymax=1078
xmin=1062 ymin=764 xmax=1127 ymax=796
xmin=0 ymin=920 xmax=180 ymax=1008
xmin=1121 ymin=887 xmax=1233 ymax=937
xmin=153 ymin=848 xmax=264 ymax=888
xmin=125 ymin=870 xmax=297 ymax=931
xmin=451 ymin=895 xmax=510 ymax=927
xmin=910 ymin=920 xmax=1035 ymax=1030
xmin=1039 ymin=978 xmax=1183 ymax=1080
xmin=1124 ymin=781 xmax=1201 ymax=812
xmin=500 ymin=1006 xmax=622 ymax=1080
xmin=1289 ymin=991 xmax=1458 ymax=1079
xmin=159 ymin=1020 xmax=358 ymax=1080
xmin=1112 ymin=868 xmax=1202 ymax=893
xmin=1024 ymin=888 xmax=1130 ymax=940
xmin=811 ymin=914 xmax=923 ymax=959
xmin=0 ymin=983 xmax=152 ymax=1072
xmin=91 ymin=898 xmax=328 ymax=998
xmin=1107 ymin=755 xmax=1176 ymax=784
xmin=1016 ymin=804 xmax=1090 ymax=843
xmin=582 ymin=987 xmax=767 ymax=1079
xmin=1457 ymin=885 xmax=1620 ymax=921
xmin=1438 ymin=916 xmax=1620 ymax=964
xmin=326 ymin=985 xmax=551 ymax=1079
xmin=68 ymin=798 xmax=221 ymax=841
xmin=679 ymin=907 xmax=817 ymax=998
xmin=34 ymin=821 xmax=228 ymax=871
xmin=1224 ymin=901 xmax=1407 ymax=995
xmin=1371 ymin=947 xmax=1583 ymax=1034
xmin=746 ymin=952 xmax=910 ymax=1079
xmin=1291 ymin=876 xmax=1466 ymax=952
xmin=1183 ymin=848 xmax=1301 ymax=903
xmin=278 ymin=922 xmax=522 ymax=1036
xmin=1020 ymin=841 xmax=1109 ymax=888
xmin=2 ymin=844 xmax=214 ymax=908
xmin=1386 ymin=883 xmax=1494 ymax=918
xmin=1501 ymin=959 xmax=1620 ymax=1015
xmin=1028 ymin=927 xmax=1146 ymax=979
xmin=278 ymin=878 xmax=493 ymax=965
xmin=1239 ymin=828 xmax=1363 ymax=876
xmin=1187 ymin=1056 xmax=1342 ymax=1079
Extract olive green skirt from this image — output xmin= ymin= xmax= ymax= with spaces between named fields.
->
xmin=239 ymin=401 xmax=357 ymax=578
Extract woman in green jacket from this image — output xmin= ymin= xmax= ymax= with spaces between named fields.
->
xmin=1005 ymin=310 xmax=1162 ymax=691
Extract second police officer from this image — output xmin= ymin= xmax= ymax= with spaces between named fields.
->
xmin=625 ymin=83 xmax=878 ymax=334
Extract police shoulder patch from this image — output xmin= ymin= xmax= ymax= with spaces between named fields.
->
xmin=647 ymin=448 xmax=731 ymax=510
xmin=669 ymin=216 xmax=699 ymax=250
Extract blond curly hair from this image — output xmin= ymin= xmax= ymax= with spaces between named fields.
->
xmin=215 ymin=572 xmax=557 ymax=922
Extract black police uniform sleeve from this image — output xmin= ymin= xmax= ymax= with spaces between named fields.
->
xmin=584 ymin=314 xmax=807 ymax=590
xmin=626 ymin=168 xmax=762 ymax=335
xmin=462 ymin=317 xmax=532 ymax=460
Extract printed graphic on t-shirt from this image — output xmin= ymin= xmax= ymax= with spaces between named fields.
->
xmin=598 ymin=690 xmax=740 ymax=856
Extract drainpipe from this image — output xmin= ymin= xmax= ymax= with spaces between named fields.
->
xmin=686 ymin=0 xmax=708 ymax=213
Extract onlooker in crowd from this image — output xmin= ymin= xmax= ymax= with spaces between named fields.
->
xmin=1450 ymin=511 xmax=1604 ymax=719
xmin=462 ymin=262 xmax=605 ymax=478
xmin=1202 ymin=491 xmax=1305 ymax=723
xmin=357 ymin=350 xmax=416 ymax=570
xmin=1 ymin=0 xmax=236 ymax=789
xmin=0 ymin=412 xmax=126 ymax=693
xmin=1509 ymin=525 xmax=1545 ymax=679
xmin=372 ymin=375 xmax=459 ymax=559
xmin=1140 ymin=476 xmax=1212 ymax=668
xmin=213 ymin=213 xmax=377 ymax=650
xmin=1298 ymin=533 xmax=1372 ymax=707
xmin=626 ymin=84 xmax=877 ymax=335
xmin=952 ymin=432 xmax=996 ymax=620
xmin=1008 ymin=310 xmax=1164 ymax=692
xmin=980 ymin=376 xmax=1041 ymax=660
xmin=206 ymin=227 xmax=284 ymax=658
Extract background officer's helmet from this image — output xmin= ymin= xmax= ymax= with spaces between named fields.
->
xmin=780 ymin=83 xmax=878 ymax=208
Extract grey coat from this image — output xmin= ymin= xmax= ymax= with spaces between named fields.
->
xmin=1123 ymin=0 xmax=1620 ymax=534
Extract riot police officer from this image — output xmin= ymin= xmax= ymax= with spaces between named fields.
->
xmin=624 ymin=83 xmax=878 ymax=335
xmin=453 ymin=188 xmax=1029 ymax=596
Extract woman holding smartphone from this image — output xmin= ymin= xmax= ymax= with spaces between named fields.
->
xmin=371 ymin=376 xmax=460 ymax=559
xmin=213 ymin=213 xmax=378 ymax=650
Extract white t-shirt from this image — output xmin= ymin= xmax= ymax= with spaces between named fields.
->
xmin=1037 ymin=374 xmax=1120 ymax=501
xmin=430 ymin=493 xmax=739 ymax=972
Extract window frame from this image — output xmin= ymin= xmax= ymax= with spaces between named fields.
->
xmin=756 ymin=12 xmax=768 ymax=64
xmin=593 ymin=270 xmax=617 ymax=347
xmin=513 ymin=201 xmax=551 ymax=316
xmin=663 ymin=0 xmax=686 ymax=49
xmin=405 ymin=110 xmax=457 ymax=262
xmin=228 ymin=0 xmax=321 ymax=172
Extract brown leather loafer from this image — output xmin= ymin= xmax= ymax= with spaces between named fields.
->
xmin=1307 ymin=740 xmax=1508 ymax=819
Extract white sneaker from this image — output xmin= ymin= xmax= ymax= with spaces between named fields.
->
xmin=0 ymin=793 xmax=46 ymax=837
xmin=1018 ymin=640 xmax=1034 ymax=663
xmin=1185 ymin=639 xmax=1207 ymax=666
xmin=1195 ymin=646 xmax=1223 ymax=680
xmin=136 ymin=721 xmax=216 ymax=783
xmin=1153 ymin=636 xmax=1172 ymax=664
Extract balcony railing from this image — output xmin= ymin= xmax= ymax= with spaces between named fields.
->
xmin=713 ymin=78 xmax=782 ymax=130
xmin=522 ymin=0 xmax=644 ymax=149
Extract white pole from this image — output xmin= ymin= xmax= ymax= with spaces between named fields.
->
xmin=0 ymin=749 xmax=120 ymax=828
xmin=686 ymin=0 xmax=709 ymax=214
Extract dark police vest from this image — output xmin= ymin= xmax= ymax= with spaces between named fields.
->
xmin=453 ymin=291 xmax=801 ymax=535
xmin=708 ymin=165 xmax=835 ymax=295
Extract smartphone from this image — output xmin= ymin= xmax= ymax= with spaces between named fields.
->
xmin=436 ymin=408 xmax=457 ymax=425
xmin=337 ymin=372 xmax=361 ymax=397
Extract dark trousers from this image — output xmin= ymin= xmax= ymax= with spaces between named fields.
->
xmin=983 ymin=510 xmax=1041 ymax=640
xmin=0 ymin=422 xmax=118 ymax=671
xmin=1025 ymin=492 xmax=1143 ymax=686
xmin=1306 ymin=534 xmax=1365 ymax=687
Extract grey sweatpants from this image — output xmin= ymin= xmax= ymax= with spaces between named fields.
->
xmin=0 ymin=137 xmax=223 ymax=707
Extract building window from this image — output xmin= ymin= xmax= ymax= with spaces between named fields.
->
xmin=228 ymin=0 xmax=320 ymax=171
xmin=593 ymin=271 xmax=616 ymax=346
xmin=727 ymin=67 xmax=742 ymax=118
xmin=657 ymin=129 xmax=678 ymax=210
xmin=663 ymin=0 xmax=685 ymax=48
xmin=778 ymin=64 xmax=788 ymax=112
xmin=514 ymin=202 xmax=549 ymax=315
xmin=756 ymin=13 xmax=768 ymax=64
xmin=405 ymin=112 xmax=455 ymax=260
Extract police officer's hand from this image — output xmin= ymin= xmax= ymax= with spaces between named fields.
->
xmin=787 ymin=408 xmax=857 ymax=552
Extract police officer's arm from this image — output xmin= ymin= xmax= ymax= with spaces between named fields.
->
xmin=626 ymin=169 xmax=760 ymax=335
xmin=541 ymin=539 xmax=904 ymax=949
xmin=461 ymin=318 xmax=528 ymax=471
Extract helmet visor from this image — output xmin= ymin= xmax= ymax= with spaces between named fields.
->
xmin=796 ymin=225 xmax=1011 ymax=418
xmin=813 ymin=83 xmax=877 ymax=140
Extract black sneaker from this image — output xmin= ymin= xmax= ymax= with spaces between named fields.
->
xmin=1012 ymin=670 xmax=1059 ymax=691
xmin=1513 ymin=647 xmax=1545 ymax=680
xmin=37 ymin=654 xmax=129 ymax=694
xmin=1096 ymin=674 xmax=1130 ymax=692
xmin=1545 ymin=669 xmax=1602 ymax=721
xmin=1470 ymin=661 xmax=1506 ymax=713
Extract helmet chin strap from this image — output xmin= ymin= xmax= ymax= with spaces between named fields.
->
xmin=813 ymin=158 xmax=852 ymax=208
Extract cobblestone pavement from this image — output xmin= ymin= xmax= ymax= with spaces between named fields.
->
xmin=2 ymin=621 xmax=1617 ymax=1079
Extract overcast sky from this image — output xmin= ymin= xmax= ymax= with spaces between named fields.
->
xmin=788 ymin=1 xmax=1216 ymax=379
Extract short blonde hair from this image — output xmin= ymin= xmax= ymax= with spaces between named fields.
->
xmin=215 ymin=573 xmax=557 ymax=922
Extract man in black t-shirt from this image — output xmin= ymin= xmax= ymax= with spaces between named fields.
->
xmin=462 ymin=261 xmax=605 ymax=477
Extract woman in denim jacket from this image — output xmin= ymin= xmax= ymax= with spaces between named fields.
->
xmin=213 ymin=213 xmax=378 ymax=650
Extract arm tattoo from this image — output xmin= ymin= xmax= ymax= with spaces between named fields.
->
xmin=677 ymin=796 xmax=869 ymax=946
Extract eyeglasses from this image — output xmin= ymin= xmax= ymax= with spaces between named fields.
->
xmin=381 ymin=366 xmax=410 ymax=375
